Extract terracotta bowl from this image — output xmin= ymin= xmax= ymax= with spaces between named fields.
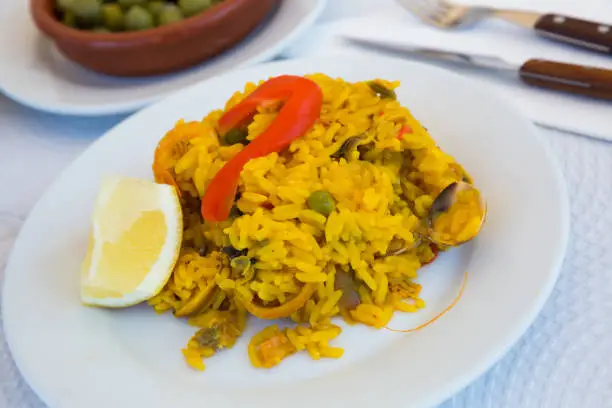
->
xmin=30 ymin=0 xmax=280 ymax=77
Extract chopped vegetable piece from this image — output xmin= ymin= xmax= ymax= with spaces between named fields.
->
xmin=194 ymin=326 xmax=220 ymax=349
xmin=334 ymin=269 xmax=360 ymax=310
xmin=368 ymin=81 xmax=396 ymax=100
xmin=248 ymin=325 xmax=296 ymax=368
xmin=230 ymin=256 xmax=253 ymax=280
xmin=330 ymin=134 xmax=365 ymax=160
xmin=221 ymin=246 xmax=248 ymax=260
xmin=396 ymin=124 xmax=412 ymax=140
xmin=223 ymin=128 xmax=249 ymax=145
xmin=307 ymin=191 xmax=336 ymax=216
xmin=201 ymin=75 xmax=323 ymax=222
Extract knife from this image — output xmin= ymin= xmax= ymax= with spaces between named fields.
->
xmin=504 ymin=12 xmax=612 ymax=54
xmin=344 ymin=36 xmax=612 ymax=100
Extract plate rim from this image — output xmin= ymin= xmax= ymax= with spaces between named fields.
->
xmin=0 ymin=0 xmax=327 ymax=116
xmin=2 ymin=54 xmax=570 ymax=408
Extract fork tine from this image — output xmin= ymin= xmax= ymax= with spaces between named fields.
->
xmin=398 ymin=0 xmax=440 ymax=20
xmin=424 ymin=0 xmax=453 ymax=19
xmin=398 ymin=0 xmax=446 ymax=21
xmin=398 ymin=0 xmax=463 ymax=27
xmin=399 ymin=0 xmax=487 ymax=29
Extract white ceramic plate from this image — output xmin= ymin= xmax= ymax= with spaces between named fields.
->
xmin=0 ymin=0 xmax=325 ymax=116
xmin=2 ymin=55 xmax=569 ymax=408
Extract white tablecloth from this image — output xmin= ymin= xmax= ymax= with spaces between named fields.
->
xmin=1 ymin=1 xmax=612 ymax=407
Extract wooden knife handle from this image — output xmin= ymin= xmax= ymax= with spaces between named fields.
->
xmin=534 ymin=14 xmax=612 ymax=54
xmin=519 ymin=59 xmax=612 ymax=100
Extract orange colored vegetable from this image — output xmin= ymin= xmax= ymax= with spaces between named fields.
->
xmin=256 ymin=333 xmax=296 ymax=368
xmin=396 ymin=124 xmax=413 ymax=140
xmin=152 ymin=121 xmax=216 ymax=192
xmin=201 ymin=75 xmax=323 ymax=222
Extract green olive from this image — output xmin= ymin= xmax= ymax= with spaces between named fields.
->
xmin=118 ymin=0 xmax=147 ymax=8
xmin=61 ymin=11 xmax=77 ymax=27
xmin=307 ymin=191 xmax=336 ymax=216
xmin=69 ymin=0 xmax=102 ymax=21
xmin=124 ymin=5 xmax=154 ymax=31
xmin=147 ymin=1 xmax=165 ymax=18
xmin=223 ymin=128 xmax=248 ymax=145
xmin=101 ymin=3 xmax=124 ymax=31
xmin=178 ymin=0 xmax=213 ymax=17
xmin=57 ymin=0 xmax=76 ymax=12
xmin=158 ymin=4 xmax=184 ymax=25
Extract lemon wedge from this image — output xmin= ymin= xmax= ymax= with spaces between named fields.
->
xmin=81 ymin=176 xmax=182 ymax=308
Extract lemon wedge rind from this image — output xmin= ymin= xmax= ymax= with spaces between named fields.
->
xmin=80 ymin=176 xmax=183 ymax=308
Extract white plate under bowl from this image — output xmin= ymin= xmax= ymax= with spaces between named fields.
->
xmin=2 ymin=55 xmax=569 ymax=408
xmin=0 ymin=0 xmax=325 ymax=116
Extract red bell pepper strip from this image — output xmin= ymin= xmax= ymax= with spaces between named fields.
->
xmin=201 ymin=75 xmax=323 ymax=222
xmin=396 ymin=124 xmax=413 ymax=140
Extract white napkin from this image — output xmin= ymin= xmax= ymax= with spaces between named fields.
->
xmin=284 ymin=0 xmax=612 ymax=141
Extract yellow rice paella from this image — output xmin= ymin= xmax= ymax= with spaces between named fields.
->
xmin=148 ymin=73 xmax=483 ymax=371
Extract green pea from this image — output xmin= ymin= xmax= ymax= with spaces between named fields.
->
xmin=147 ymin=1 xmax=165 ymax=18
xmin=178 ymin=0 xmax=213 ymax=17
xmin=101 ymin=3 xmax=124 ymax=31
xmin=124 ymin=5 xmax=154 ymax=31
xmin=158 ymin=4 xmax=184 ymax=26
xmin=307 ymin=191 xmax=336 ymax=216
xmin=118 ymin=0 xmax=147 ymax=8
xmin=223 ymin=128 xmax=248 ymax=145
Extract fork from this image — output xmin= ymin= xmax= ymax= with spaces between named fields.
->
xmin=396 ymin=0 xmax=612 ymax=54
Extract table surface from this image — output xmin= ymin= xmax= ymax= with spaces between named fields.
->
xmin=2 ymin=1 xmax=612 ymax=407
